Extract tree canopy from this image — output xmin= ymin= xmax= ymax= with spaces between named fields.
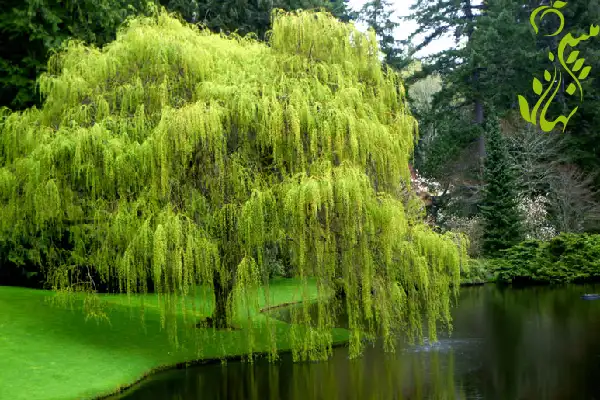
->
xmin=0 ymin=8 xmax=467 ymax=361
xmin=0 ymin=0 xmax=354 ymax=111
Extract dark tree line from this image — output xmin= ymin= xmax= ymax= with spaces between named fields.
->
xmin=0 ymin=0 xmax=353 ymax=111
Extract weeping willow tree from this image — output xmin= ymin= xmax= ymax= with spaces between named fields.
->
xmin=0 ymin=7 xmax=467 ymax=360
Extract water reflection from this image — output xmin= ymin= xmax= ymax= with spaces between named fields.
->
xmin=116 ymin=284 xmax=600 ymax=400
xmin=114 ymin=347 xmax=461 ymax=399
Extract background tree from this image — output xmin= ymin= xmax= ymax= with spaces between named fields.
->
xmin=0 ymin=0 xmax=354 ymax=111
xmin=161 ymin=0 xmax=354 ymax=40
xmin=546 ymin=165 xmax=600 ymax=233
xmin=0 ymin=0 xmax=155 ymax=110
xmin=355 ymin=0 xmax=405 ymax=68
xmin=0 ymin=9 xmax=466 ymax=360
xmin=405 ymin=0 xmax=540 ymax=178
xmin=480 ymin=110 xmax=523 ymax=256
xmin=400 ymin=0 xmax=600 ymax=241
xmin=502 ymin=113 xmax=600 ymax=236
xmin=404 ymin=0 xmax=489 ymax=168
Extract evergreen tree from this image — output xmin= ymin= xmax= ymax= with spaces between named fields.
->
xmin=0 ymin=9 xmax=467 ymax=360
xmin=402 ymin=0 xmax=509 ymax=177
xmin=407 ymin=0 xmax=600 ymax=190
xmin=403 ymin=0 xmax=600 ymax=224
xmin=480 ymin=109 xmax=523 ymax=256
xmin=356 ymin=0 xmax=405 ymax=68
xmin=0 ymin=0 xmax=155 ymax=110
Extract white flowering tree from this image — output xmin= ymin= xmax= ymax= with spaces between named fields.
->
xmin=516 ymin=195 xmax=557 ymax=240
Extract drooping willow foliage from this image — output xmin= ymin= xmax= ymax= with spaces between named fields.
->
xmin=0 ymin=8 xmax=468 ymax=360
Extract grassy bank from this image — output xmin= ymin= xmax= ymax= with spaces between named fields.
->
xmin=0 ymin=279 xmax=349 ymax=400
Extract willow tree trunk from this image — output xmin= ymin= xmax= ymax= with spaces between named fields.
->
xmin=211 ymin=270 xmax=233 ymax=329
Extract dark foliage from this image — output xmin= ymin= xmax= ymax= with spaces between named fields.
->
xmin=480 ymin=110 xmax=523 ymax=256
xmin=493 ymin=233 xmax=600 ymax=284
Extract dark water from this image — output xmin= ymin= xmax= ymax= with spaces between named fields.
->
xmin=116 ymin=284 xmax=600 ymax=400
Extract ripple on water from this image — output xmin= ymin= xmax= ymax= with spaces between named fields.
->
xmin=403 ymin=337 xmax=484 ymax=353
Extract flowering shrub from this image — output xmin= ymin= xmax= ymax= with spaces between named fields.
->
xmin=410 ymin=169 xmax=444 ymax=197
xmin=516 ymin=195 xmax=557 ymax=241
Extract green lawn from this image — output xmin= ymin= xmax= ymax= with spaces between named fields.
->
xmin=0 ymin=279 xmax=349 ymax=400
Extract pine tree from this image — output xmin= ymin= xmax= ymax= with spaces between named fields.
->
xmin=356 ymin=0 xmax=405 ymax=68
xmin=480 ymin=109 xmax=523 ymax=256
xmin=406 ymin=0 xmax=600 ymax=183
xmin=404 ymin=0 xmax=566 ymax=221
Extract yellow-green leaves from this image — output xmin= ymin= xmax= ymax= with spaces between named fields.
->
xmin=0 ymin=8 xmax=468 ymax=362
xmin=152 ymin=224 xmax=166 ymax=291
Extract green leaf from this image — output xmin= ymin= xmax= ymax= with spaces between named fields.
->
xmin=566 ymin=83 xmax=576 ymax=95
xmin=549 ymin=52 xmax=555 ymax=61
xmin=573 ymin=58 xmax=585 ymax=72
xmin=567 ymin=51 xmax=579 ymax=64
xmin=518 ymin=95 xmax=531 ymax=122
xmin=544 ymin=70 xmax=551 ymax=81
xmin=553 ymin=1 xmax=567 ymax=8
xmin=533 ymin=77 xmax=543 ymax=95
xmin=579 ymin=66 xmax=592 ymax=79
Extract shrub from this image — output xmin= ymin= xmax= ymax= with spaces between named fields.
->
xmin=516 ymin=195 xmax=557 ymax=241
xmin=460 ymin=258 xmax=494 ymax=285
xmin=491 ymin=233 xmax=600 ymax=284
xmin=492 ymin=239 xmax=542 ymax=284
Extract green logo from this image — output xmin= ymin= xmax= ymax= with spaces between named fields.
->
xmin=518 ymin=1 xmax=599 ymax=132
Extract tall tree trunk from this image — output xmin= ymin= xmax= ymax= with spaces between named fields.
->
xmin=475 ymin=90 xmax=485 ymax=166
xmin=463 ymin=0 xmax=486 ymax=170
xmin=474 ymin=78 xmax=485 ymax=133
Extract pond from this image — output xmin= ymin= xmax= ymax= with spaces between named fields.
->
xmin=114 ymin=284 xmax=600 ymax=399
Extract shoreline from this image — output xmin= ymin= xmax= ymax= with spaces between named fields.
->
xmin=2 ymin=280 xmax=500 ymax=400
xmin=99 ymin=340 xmax=351 ymax=400
xmin=96 ymin=283 xmax=490 ymax=400
xmin=96 ymin=298 xmax=347 ymax=400
xmin=0 ymin=280 xmax=341 ymax=400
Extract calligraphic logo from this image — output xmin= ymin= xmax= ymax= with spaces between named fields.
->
xmin=517 ymin=1 xmax=599 ymax=132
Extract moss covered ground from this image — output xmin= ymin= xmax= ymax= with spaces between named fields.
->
xmin=0 ymin=279 xmax=349 ymax=400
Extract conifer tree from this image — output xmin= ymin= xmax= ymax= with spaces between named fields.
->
xmin=356 ymin=0 xmax=404 ymax=68
xmin=0 ymin=9 xmax=467 ymax=360
xmin=480 ymin=109 xmax=523 ymax=256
